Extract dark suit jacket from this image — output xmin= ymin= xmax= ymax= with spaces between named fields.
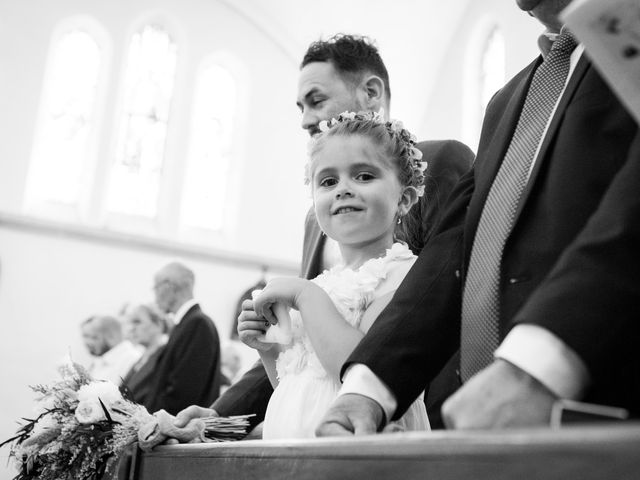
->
xmin=121 ymin=345 xmax=165 ymax=411
xmin=146 ymin=304 xmax=222 ymax=415
xmin=212 ymin=140 xmax=474 ymax=427
xmin=347 ymin=56 xmax=640 ymax=420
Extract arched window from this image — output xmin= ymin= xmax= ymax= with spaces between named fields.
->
xmin=181 ymin=63 xmax=238 ymax=232
xmin=25 ymin=28 xmax=103 ymax=209
xmin=479 ymin=27 xmax=506 ymax=118
xmin=106 ymin=24 xmax=177 ymax=218
xmin=463 ymin=23 xmax=506 ymax=150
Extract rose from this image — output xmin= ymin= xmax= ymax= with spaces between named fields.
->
xmin=77 ymin=381 xmax=122 ymax=406
xmin=75 ymin=399 xmax=106 ymax=424
xmin=75 ymin=381 xmax=124 ymax=424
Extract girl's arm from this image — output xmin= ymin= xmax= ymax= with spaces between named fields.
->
xmin=254 ymin=278 xmax=366 ymax=380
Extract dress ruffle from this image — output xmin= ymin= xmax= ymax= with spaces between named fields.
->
xmin=275 ymin=243 xmax=414 ymax=380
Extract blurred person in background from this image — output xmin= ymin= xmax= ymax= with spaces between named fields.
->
xmin=121 ymin=303 xmax=171 ymax=410
xmin=81 ymin=315 xmax=141 ymax=385
xmin=146 ymin=261 xmax=222 ymax=415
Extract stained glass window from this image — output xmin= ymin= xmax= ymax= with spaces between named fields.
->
xmin=181 ymin=64 xmax=237 ymax=231
xmin=26 ymin=30 xmax=102 ymax=207
xmin=106 ymin=25 xmax=177 ymax=218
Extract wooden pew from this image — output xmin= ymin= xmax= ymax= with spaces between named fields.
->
xmin=132 ymin=423 xmax=640 ymax=480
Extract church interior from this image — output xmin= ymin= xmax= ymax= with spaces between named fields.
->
xmin=2 ymin=1 xmax=622 ymax=478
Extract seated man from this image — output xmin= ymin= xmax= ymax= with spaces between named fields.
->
xmin=81 ymin=315 xmax=141 ymax=386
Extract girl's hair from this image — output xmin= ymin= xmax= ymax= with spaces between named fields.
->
xmin=307 ymin=111 xmax=426 ymax=248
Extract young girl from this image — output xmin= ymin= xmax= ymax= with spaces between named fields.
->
xmin=238 ymin=111 xmax=430 ymax=439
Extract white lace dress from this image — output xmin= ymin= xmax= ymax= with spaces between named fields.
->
xmin=262 ymin=243 xmax=430 ymax=439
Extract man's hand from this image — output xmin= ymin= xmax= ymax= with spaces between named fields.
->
xmin=174 ymin=405 xmax=218 ymax=428
xmin=315 ymin=393 xmax=385 ymax=437
xmin=442 ymin=359 xmax=558 ymax=429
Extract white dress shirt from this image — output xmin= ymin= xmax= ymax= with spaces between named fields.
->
xmin=173 ymin=298 xmax=199 ymax=326
xmin=89 ymin=340 xmax=142 ymax=386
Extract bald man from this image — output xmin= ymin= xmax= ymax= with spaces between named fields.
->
xmin=81 ymin=315 xmax=141 ymax=385
xmin=146 ymin=262 xmax=222 ymax=415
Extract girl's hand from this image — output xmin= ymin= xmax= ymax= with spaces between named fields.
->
xmin=253 ymin=277 xmax=311 ymax=324
xmin=237 ymin=299 xmax=274 ymax=351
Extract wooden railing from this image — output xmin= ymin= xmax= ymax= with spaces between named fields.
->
xmin=130 ymin=423 xmax=640 ymax=480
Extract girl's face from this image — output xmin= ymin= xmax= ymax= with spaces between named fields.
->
xmin=311 ymin=134 xmax=414 ymax=251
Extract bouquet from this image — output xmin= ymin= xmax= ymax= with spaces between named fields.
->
xmin=1 ymin=362 xmax=254 ymax=480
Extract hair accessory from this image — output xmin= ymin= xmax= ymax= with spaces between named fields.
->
xmin=312 ymin=110 xmax=427 ymax=197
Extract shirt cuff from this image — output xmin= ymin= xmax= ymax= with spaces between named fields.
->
xmin=495 ymin=324 xmax=590 ymax=399
xmin=339 ymin=364 xmax=397 ymax=423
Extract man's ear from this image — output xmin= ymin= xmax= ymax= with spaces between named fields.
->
xmin=362 ymin=75 xmax=385 ymax=109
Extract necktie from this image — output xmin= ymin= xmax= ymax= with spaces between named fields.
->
xmin=460 ymin=32 xmax=577 ymax=381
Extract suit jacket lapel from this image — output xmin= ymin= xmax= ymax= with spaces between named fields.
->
xmin=464 ymin=58 xmax=539 ymax=259
xmin=512 ymin=56 xmax=590 ymax=223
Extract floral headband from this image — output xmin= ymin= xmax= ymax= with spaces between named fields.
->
xmin=308 ymin=110 xmax=428 ymax=197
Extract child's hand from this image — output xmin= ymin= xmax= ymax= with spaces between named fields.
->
xmin=253 ymin=277 xmax=310 ymax=324
xmin=237 ymin=299 xmax=275 ymax=351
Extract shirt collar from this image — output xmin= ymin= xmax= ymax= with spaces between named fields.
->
xmin=173 ymin=298 xmax=198 ymax=325
xmin=537 ymin=25 xmax=574 ymax=58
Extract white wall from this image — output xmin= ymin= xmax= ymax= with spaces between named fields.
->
xmin=0 ymin=1 xmax=550 ymax=478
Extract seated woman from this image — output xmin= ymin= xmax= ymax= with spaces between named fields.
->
xmin=121 ymin=303 xmax=170 ymax=410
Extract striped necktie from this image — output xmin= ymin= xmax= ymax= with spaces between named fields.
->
xmin=460 ymin=31 xmax=578 ymax=381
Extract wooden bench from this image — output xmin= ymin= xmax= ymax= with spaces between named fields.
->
xmin=130 ymin=423 xmax=640 ymax=480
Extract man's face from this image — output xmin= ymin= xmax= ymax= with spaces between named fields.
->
xmin=81 ymin=323 xmax=109 ymax=356
xmin=516 ymin=0 xmax=573 ymax=29
xmin=153 ymin=274 xmax=175 ymax=314
xmin=296 ymin=61 xmax=368 ymax=136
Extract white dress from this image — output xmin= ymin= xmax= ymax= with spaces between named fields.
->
xmin=262 ymin=243 xmax=430 ymax=439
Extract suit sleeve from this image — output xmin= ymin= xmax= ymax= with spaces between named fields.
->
xmin=511 ymin=132 xmax=640 ymax=410
xmin=403 ymin=140 xmax=474 ymax=253
xmin=343 ymin=167 xmax=475 ymax=419
xmin=212 ymin=359 xmax=273 ymax=426
xmin=156 ymin=317 xmax=220 ymax=415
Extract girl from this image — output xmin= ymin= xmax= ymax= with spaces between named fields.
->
xmin=238 ymin=111 xmax=430 ymax=439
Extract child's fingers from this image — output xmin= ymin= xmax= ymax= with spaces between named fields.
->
xmin=240 ymin=298 xmax=254 ymax=312
xmin=237 ymin=319 xmax=268 ymax=332
xmin=262 ymin=305 xmax=278 ymax=326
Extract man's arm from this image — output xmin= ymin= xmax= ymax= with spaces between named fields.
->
xmin=211 ymin=359 xmax=273 ymax=426
xmin=337 ymin=168 xmax=473 ymax=419
xmin=443 ymin=132 xmax=640 ymax=428
xmin=402 ymin=140 xmax=474 ymax=254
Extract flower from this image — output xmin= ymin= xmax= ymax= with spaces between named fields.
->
xmin=77 ymin=381 xmax=121 ymax=407
xmin=75 ymin=399 xmax=106 ymax=424
xmin=2 ymin=361 xmax=255 ymax=480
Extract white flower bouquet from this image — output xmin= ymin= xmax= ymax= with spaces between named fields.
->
xmin=1 ymin=362 xmax=254 ymax=480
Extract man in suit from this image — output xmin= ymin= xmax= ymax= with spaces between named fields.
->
xmin=316 ymin=0 xmax=640 ymax=436
xmin=146 ymin=262 xmax=222 ymax=415
xmin=174 ymin=34 xmax=474 ymax=431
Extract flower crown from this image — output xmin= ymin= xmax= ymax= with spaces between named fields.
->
xmin=309 ymin=110 xmax=427 ymax=197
